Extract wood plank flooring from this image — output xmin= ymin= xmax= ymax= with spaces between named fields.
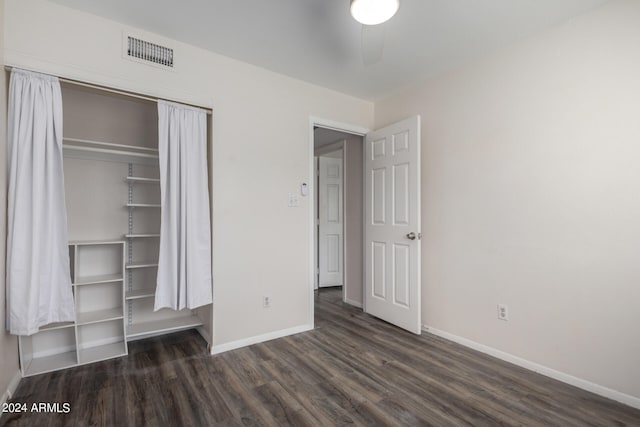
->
xmin=2 ymin=287 xmax=639 ymax=426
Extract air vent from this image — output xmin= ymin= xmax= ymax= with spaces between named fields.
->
xmin=126 ymin=36 xmax=173 ymax=68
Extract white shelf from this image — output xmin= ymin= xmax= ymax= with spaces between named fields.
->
xmin=127 ymin=315 xmax=203 ymax=340
xmin=126 ymin=203 xmax=161 ymax=208
xmin=78 ymin=341 xmax=127 ymax=365
xmin=125 ymin=234 xmax=160 ymax=238
xmin=126 ymin=288 xmax=156 ymax=300
xmin=63 ymin=138 xmax=158 ymax=165
xmin=74 ymin=274 xmax=123 ymax=286
xmin=65 ymin=137 xmax=158 ymax=153
xmin=39 ymin=322 xmax=75 ymax=331
xmin=126 ymin=261 xmax=158 ymax=269
xmin=69 ymin=239 xmax=125 ymax=246
xmin=24 ymin=351 xmax=77 ymax=377
xmin=126 ymin=176 xmax=160 ymax=184
xmin=77 ymin=308 xmax=124 ymax=325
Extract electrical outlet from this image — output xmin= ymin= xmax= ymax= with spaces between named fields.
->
xmin=497 ymin=304 xmax=509 ymax=321
xmin=263 ymin=296 xmax=271 ymax=308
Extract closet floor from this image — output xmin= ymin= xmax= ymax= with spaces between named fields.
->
xmin=2 ymin=288 xmax=639 ymax=426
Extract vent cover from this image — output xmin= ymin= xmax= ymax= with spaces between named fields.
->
xmin=126 ymin=36 xmax=173 ymax=68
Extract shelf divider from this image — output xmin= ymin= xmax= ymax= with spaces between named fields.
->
xmin=125 ymin=176 xmax=160 ymax=184
xmin=24 ymin=351 xmax=78 ymax=377
xmin=126 ymin=261 xmax=159 ymax=269
xmin=74 ymin=274 xmax=123 ymax=286
xmin=126 ymin=203 xmax=161 ymax=208
xmin=127 ymin=315 xmax=203 ymax=340
xmin=77 ymin=307 xmax=124 ymax=325
xmin=125 ymin=288 xmax=156 ymax=300
xmin=78 ymin=341 xmax=127 ymax=365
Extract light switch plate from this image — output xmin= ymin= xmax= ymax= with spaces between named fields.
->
xmin=288 ymin=192 xmax=299 ymax=207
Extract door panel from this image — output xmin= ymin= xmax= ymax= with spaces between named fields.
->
xmin=372 ymin=241 xmax=386 ymax=298
xmin=393 ymin=163 xmax=410 ymax=225
xmin=364 ymin=116 xmax=421 ymax=334
xmin=393 ymin=243 xmax=410 ymax=307
xmin=318 ymin=155 xmax=344 ymax=287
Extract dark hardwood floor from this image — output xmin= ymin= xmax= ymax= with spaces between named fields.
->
xmin=2 ymin=287 xmax=639 ymax=426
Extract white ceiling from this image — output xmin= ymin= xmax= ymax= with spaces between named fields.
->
xmin=51 ymin=0 xmax=609 ymax=100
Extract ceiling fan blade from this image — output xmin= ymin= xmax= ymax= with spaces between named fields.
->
xmin=361 ymin=24 xmax=385 ymax=65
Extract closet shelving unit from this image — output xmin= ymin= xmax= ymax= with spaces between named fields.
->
xmin=65 ymin=138 xmax=203 ymax=340
xmin=125 ymin=164 xmax=159 ymax=339
xmin=18 ymin=240 xmax=127 ymax=377
xmin=125 ymin=163 xmax=203 ymax=341
xmin=72 ymin=240 xmax=127 ymax=365
xmin=19 ymin=78 xmax=214 ymax=376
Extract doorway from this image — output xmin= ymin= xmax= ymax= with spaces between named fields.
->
xmin=315 ymin=148 xmax=343 ymax=289
xmin=308 ymin=116 xmax=422 ymax=334
xmin=311 ymin=121 xmax=367 ymax=312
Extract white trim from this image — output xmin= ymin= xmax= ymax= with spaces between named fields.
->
xmin=1 ymin=371 xmax=22 ymax=406
xmin=309 ymin=117 xmax=371 ymax=329
xmin=423 ymin=326 xmax=640 ymax=410
xmin=211 ymin=324 xmax=313 ymax=355
xmin=341 ymin=144 xmax=347 ymax=303
xmin=343 ymin=297 xmax=363 ymax=308
xmin=308 ymin=119 xmax=316 ymax=328
xmin=310 ymin=116 xmax=369 ymax=136
xmin=361 ymin=133 xmax=367 ymax=313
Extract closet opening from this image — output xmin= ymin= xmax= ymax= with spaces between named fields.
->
xmin=8 ymin=67 xmax=214 ymax=376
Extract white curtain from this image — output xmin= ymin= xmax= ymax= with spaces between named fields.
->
xmin=6 ymin=68 xmax=75 ymax=336
xmin=155 ymin=100 xmax=212 ymax=310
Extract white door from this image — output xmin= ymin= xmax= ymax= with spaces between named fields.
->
xmin=318 ymin=155 xmax=344 ymax=287
xmin=364 ymin=116 xmax=421 ymax=334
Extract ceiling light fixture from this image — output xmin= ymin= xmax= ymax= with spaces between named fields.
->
xmin=350 ymin=0 xmax=399 ymax=26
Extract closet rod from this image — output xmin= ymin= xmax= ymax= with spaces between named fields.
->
xmin=4 ymin=66 xmax=213 ymax=115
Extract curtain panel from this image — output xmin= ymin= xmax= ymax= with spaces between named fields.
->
xmin=6 ymin=68 xmax=75 ymax=335
xmin=155 ymin=100 xmax=212 ymax=311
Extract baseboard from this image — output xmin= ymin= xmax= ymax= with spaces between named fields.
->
xmin=423 ymin=326 xmax=640 ymax=410
xmin=343 ymin=297 xmax=363 ymax=308
xmin=1 ymin=370 xmax=22 ymax=406
xmin=211 ymin=324 xmax=313 ymax=355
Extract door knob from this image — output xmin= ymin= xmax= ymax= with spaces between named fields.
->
xmin=406 ymin=232 xmax=416 ymax=240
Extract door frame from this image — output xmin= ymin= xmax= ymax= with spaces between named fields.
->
xmin=308 ymin=117 xmax=370 ymax=328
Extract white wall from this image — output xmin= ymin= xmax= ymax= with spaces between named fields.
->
xmin=344 ymin=136 xmax=363 ymax=306
xmin=3 ymin=0 xmax=373 ymax=348
xmin=0 ymin=0 xmax=22 ymax=404
xmin=375 ymin=0 xmax=640 ymax=402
